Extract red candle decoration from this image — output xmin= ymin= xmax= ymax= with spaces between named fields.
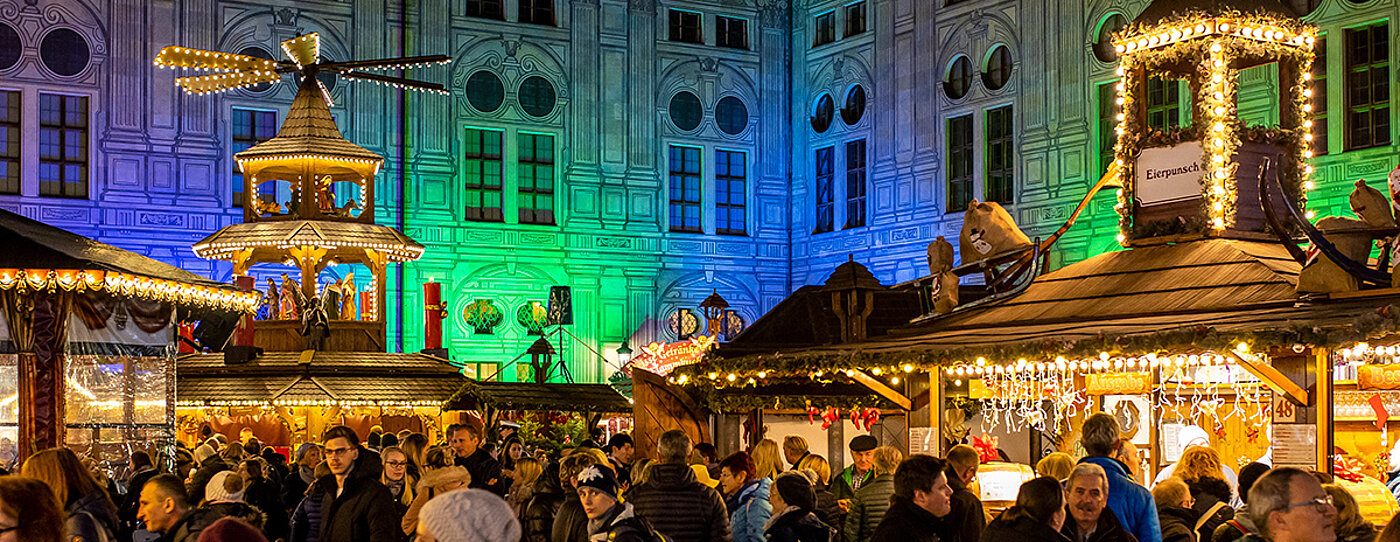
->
xmin=424 ymin=281 xmax=442 ymax=350
xmin=231 ymin=275 xmax=256 ymax=347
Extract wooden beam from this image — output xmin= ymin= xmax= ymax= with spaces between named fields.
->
xmin=1314 ymin=347 xmax=1334 ymax=475
xmin=849 ymin=370 xmax=913 ymax=411
xmin=1229 ymin=351 xmax=1307 ymax=406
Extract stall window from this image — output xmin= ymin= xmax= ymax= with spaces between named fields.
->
xmin=1346 ymin=23 xmax=1389 ymax=150
xmin=231 ymin=108 xmax=277 ymax=208
xmin=986 ymin=105 xmax=1014 ymax=205
xmin=814 ymin=146 xmax=834 ymax=233
xmin=518 ymin=133 xmax=555 ymax=225
xmin=844 ymin=139 xmax=866 ymax=229
xmin=716 ymin=149 xmax=746 ymax=235
xmin=947 ymin=115 xmax=973 ymax=213
xmin=464 ymin=129 xmax=503 ymax=222
xmin=669 ymin=145 xmax=702 ymax=233
xmin=38 ymin=93 xmax=87 ymax=199
xmin=1145 ymin=78 xmax=1183 ymax=132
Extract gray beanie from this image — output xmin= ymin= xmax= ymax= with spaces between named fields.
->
xmin=418 ymin=489 xmax=522 ymax=542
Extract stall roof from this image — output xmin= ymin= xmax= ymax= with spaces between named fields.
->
xmin=177 ymin=351 xmax=466 ymax=405
xmin=446 ymin=380 xmax=632 ymax=413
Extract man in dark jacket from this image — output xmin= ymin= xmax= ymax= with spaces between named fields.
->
xmin=450 ymin=423 xmax=509 ymax=496
xmin=140 ymin=474 xmax=266 ymax=542
xmin=936 ymin=445 xmax=987 ymax=542
xmin=768 ymin=471 xmax=833 ymax=542
xmin=1154 ymin=478 xmax=1200 ymax=542
xmin=187 ymin=443 xmax=230 ymax=505
xmin=628 ymin=429 xmax=733 ymax=542
xmin=1062 ymin=463 xmax=1138 ymax=542
xmin=845 ymin=446 xmax=899 ymax=542
xmin=831 ymin=435 xmax=877 ymax=511
xmin=870 ymin=455 xmax=953 ymax=542
xmin=313 ymin=425 xmax=402 ymax=542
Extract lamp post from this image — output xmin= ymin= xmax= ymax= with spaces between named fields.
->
xmin=617 ymin=340 xmax=633 ymax=367
xmin=698 ymin=290 xmax=729 ymax=338
xmin=526 ymin=337 xmax=556 ymax=384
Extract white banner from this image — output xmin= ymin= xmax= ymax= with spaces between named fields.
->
xmin=1136 ymin=141 xmax=1206 ymax=206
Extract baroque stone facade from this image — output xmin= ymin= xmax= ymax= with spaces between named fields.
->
xmin=0 ymin=0 xmax=1391 ymax=381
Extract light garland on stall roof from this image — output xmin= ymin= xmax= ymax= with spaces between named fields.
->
xmin=176 ymin=399 xmax=443 ymax=408
xmin=0 ymin=268 xmax=260 ymax=312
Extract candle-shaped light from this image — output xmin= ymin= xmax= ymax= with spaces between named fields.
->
xmin=424 ymin=281 xmax=443 ymax=351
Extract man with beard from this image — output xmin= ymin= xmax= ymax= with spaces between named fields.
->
xmin=1061 ymin=463 xmax=1137 ymax=542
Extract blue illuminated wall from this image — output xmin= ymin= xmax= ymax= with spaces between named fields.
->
xmin=0 ymin=0 xmax=1388 ymax=382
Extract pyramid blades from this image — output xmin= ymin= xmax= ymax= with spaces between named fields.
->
xmin=154 ymin=46 xmax=280 ymax=72
xmin=280 ymin=33 xmax=321 ymax=68
xmin=175 ymin=71 xmax=282 ymax=95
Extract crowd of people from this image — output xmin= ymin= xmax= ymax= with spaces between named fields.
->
xmin=0 ymin=412 xmax=1398 ymax=542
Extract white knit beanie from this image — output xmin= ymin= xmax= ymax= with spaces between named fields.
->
xmin=418 ymin=489 xmax=521 ymax=542
xmin=194 ymin=444 xmax=217 ymax=464
xmin=205 ymin=471 xmax=245 ymax=503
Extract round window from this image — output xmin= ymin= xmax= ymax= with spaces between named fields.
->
xmin=518 ymin=76 xmax=556 ymax=117
xmin=945 ymin=56 xmax=972 ymax=99
xmin=983 ymin=46 xmax=1013 ymax=90
xmin=842 ymin=85 xmax=866 ymax=125
xmin=0 ymin=24 xmax=20 ymax=71
xmin=39 ymin=28 xmax=89 ymax=77
xmin=715 ymin=96 xmax=749 ymax=135
xmin=239 ymin=47 xmax=276 ymax=92
xmin=466 ymin=70 xmax=505 ymax=113
xmin=811 ymin=94 xmax=834 ymax=133
xmin=669 ymin=91 xmax=703 ymax=131
xmin=1093 ymin=14 xmax=1127 ymax=63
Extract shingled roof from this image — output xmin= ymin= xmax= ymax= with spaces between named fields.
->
xmin=234 ymin=78 xmax=384 ymax=163
xmin=192 ymin=220 xmax=424 ymax=263
xmin=1131 ymin=0 xmax=1299 ymax=27
xmin=177 ymin=351 xmax=466 ymax=405
xmin=446 ymin=380 xmax=632 ymax=413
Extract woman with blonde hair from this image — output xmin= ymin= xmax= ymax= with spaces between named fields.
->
xmin=753 ymin=439 xmax=783 ymax=481
xmin=399 ymin=433 xmax=429 ymax=479
xmin=1176 ymin=446 xmax=1234 ymax=542
xmin=400 ymin=465 xmax=470 ymax=537
xmin=1036 ymin=452 xmax=1074 ymax=481
xmin=630 ymin=458 xmax=655 ymax=487
xmin=1325 ymin=484 xmax=1377 ymax=542
xmin=21 ymin=447 xmax=119 ymax=542
xmin=796 ymin=454 xmax=843 ymax=540
xmin=507 ymin=456 xmax=542 ymax=518
xmin=380 ymin=446 xmax=417 ymax=516
xmin=0 ymin=476 xmax=66 ymax=542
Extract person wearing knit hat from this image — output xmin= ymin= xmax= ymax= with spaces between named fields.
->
xmin=575 ymin=465 xmax=666 ymax=542
xmin=415 ymin=488 xmax=521 ymax=542
xmin=194 ymin=444 xmax=217 ymax=465
xmin=205 ymin=471 xmax=245 ymax=503
xmin=403 ymin=466 xmax=473 ymax=537
xmin=766 ymin=471 xmax=834 ymax=542
xmin=197 ymin=516 xmax=269 ymax=542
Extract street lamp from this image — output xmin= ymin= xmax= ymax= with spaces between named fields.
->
xmin=698 ymin=290 xmax=729 ymax=337
xmin=617 ymin=340 xmax=633 ymax=366
xmin=526 ymin=337 xmax=556 ymax=384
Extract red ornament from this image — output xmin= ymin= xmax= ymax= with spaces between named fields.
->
xmin=821 ymin=407 xmax=839 ymax=430
xmin=807 ymin=406 xmax=821 ymax=425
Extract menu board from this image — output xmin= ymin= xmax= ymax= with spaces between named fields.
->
xmin=909 ymin=427 xmax=939 ymax=456
xmin=1272 ymin=424 xmax=1317 ymax=468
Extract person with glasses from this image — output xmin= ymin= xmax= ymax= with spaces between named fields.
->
xmin=311 ymin=425 xmax=401 ymax=541
xmin=379 ymin=446 xmax=416 ymax=519
xmin=0 ymin=476 xmax=64 ymax=542
xmin=1244 ymin=467 xmax=1338 ymax=542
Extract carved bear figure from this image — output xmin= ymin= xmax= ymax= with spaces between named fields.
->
xmin=1297 ymin=216 xmax=1373 ymax=294
xmin=926 ymin=236 xmax=959 ymax=313
xmin=959 ymin=199 xmax=1032 ymax=264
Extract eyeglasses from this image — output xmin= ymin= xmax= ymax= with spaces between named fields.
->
xmin=0 ymin=524 xmax=17 ymax=534
xmin=1285 ymin=496 xmax=1334 ymax=513
xmin=385 ymin=461 xmax=408 ymax=467
xmin=325 ymin=447 xmax=356 ymax=456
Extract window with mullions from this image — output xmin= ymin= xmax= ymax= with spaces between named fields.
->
xmin=1097 ymin=83 xmax=1121 ymax=177
xmin=466 ymin=0 xmax=504 ymax=20
xmin=1145 ymin=78 xmax=1183 ymax=132
xmin=1346 ymin=23 xmax=1389 ymax=151
xmin=519 ymin=0 xmax=555 ymax=26
xmin=518 ymin=133 xmax=555 ymax=225
xmin=986 ymin=105 xmax=1014 ymax=204
xmin=669 ymin=10 xmax=703 ymax=45
xmin=669 ymin=146 xmax=702 ymax=233
xmin=844 ymin=139 xmax=867 ymax=229
xmin=814 ymin=146 xmax=834 ymax=233
xmin=0 ymin=90 xmax=17 ymax=195
xmin=947 ymin=115 xmax=973 ymax=213
xmin=464 ymin=129 xmax=503 ymax=222
xmin=231 ymin=108 xmax=277 ymax=208
xmin=38 ymin=94 xmax=87 ymax=199
xmin=813 ymin=11 xmax=835 ymax=47
xmin=1313 ymin=37 xmax=1328 ymax=156
xmin=716 ymin=150 xmax=747 ymax=235
xmin=716 ymin=16 xmax=748 ymax=50
xmin=845 ymin=2 xmax=867 ymax=37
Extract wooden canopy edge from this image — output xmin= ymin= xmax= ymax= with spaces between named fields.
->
xmin=849 ymin=370 xmax=912 ymax=410
xmin=1229 ymin=350 xmax=1307 ymax=406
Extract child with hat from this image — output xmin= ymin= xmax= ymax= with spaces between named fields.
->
xmin=766 ymin=471 xmax=833 ymax=542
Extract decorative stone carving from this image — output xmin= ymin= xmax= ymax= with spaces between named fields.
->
xmin=699 ymin=57 xmax=719 ymax=72
xmin=274 ymin=7 xmax=297 ymax=27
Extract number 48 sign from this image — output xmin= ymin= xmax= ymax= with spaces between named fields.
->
xmin=1271 ymin=394 xmax=1298 ymax=424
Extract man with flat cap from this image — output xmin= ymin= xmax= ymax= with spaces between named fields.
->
xmin=831 ymin=435 xmax=879 ymax=517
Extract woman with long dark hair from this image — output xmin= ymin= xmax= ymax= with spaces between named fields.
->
xmin=980 ymin=476 xmax=1071 ymax=542
xmin=0 ymin=476 xmax=66 ymax=542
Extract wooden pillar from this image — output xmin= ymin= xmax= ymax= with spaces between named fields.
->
xmin=1314 ymin=347 xmax=1333 ymax=474
xmin=906 ymin=370 xmax=942 ymax=456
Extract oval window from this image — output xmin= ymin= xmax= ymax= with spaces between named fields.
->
xmin=0 ymin=24 xmax=20 ymax=71
xmin=944 ymin=56 xmax=972 ymax=99
xmin=811 ymin=94 xmax=834 ymax=133
xmin=239 ymin=47 xmax=276 ymax=92
xmin=518 ymin=76 xmax=557 ymax=118
xmin=1093 ymin=14 xmax=1127 ymax=63
xmin=983 ymin=46 xmax=1013 ymax=90
xmin=669 ymin=91 xmax=703 ymax=131
xmin=466 ymin=71 xmax=505 ymax=113
xmin=40 ymin=28 xmax=89 ymax=77
xmin=715 ymin=96 xmax=749 ymax=135
xmin=842 ymin=85 xmax=866 ymax=125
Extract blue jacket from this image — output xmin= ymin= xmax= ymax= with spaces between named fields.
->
xmin=1082 ymin=457 xmax=1160 ymax=542
xmin=726 ymin=477 xmax=772 ymax=542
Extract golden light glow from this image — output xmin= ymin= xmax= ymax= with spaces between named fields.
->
xmin=0 ymin=268 xmax=260 ymax=312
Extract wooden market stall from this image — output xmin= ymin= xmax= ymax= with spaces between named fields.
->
xmin=445 ymin=379 xmax=633 ymax=451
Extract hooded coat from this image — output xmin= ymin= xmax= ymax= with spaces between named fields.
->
xmin=766 ymin=507 xmax=834 ymax=542
xmin=310 ymin=450 xmax=402 ymax=542
xmin=525 ymin=468 xmax=566 ymax=542
xmin=627 ymin=462 xmax=732 ymax=542
xmin=727 ymin=477 xmax=772 ymax=542
xmin=66 ymin=490 xmax=121 ymax=542
xmin=589 ymin=502 xmax=667 ymax=542
xmin=1157 ymin=505 xmax=1200 ymax=542
xmin=981 ymin=507 xmax=1073 ymax=542
xmin=1188 ymin=477 xmax=1234 ymax=542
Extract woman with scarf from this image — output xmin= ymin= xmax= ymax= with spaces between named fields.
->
xmin=718 ymin=451 xmax=772 ymax=542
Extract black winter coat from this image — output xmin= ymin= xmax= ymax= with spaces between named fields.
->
xmin=627 ymin=463 xmax=732 ymax=542
xmin=244 ymin=478 xmax=288 ymax=539
xmin=590 ymin=503 xmax=667 ymax=542
xmin=187 ymin=459 xmax=230 ymax=504
xmin=552 ymin=494 xmax=589 ymax=542
xmin=526 ymin=470 xmax=566 ymax=542
xmin=812 ymin=483 xmax=843 ymax=542
xmin=981 ymin=508 xmax=1073 ymax=542
xmin=158 ymin=502 xmax=266 ymax=542
xmin=120 ymin=467 xmax=160 ymax=538
xmin=936 ymin=465 xmax=986 ymax=542
xmin=766 ymin=507 xmax=834 ymax=542
xmin=283 ymin=466 xmax=316 ymax=516
xmin=870 ymin=497 xmax=942 ymax=542
xmin=66 ymin=490 xmax=121 ymax=542
xmin=1061 ymin=507 xmax=1138 ymax=542
xmin=1188 ymin=478 xmax=1233 ymax=542
xmin=312 ymin=452 xmax=403 ymax=542
xmin=1157 ymin=505 xmax=1200 ymax=542
xmin=456 ymin=448 xmax=509 ymax=497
